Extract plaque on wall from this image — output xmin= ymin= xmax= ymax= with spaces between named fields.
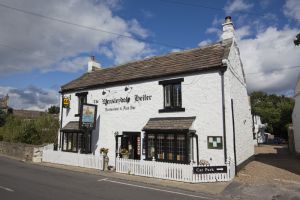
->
xmin=207 ymin=136 xmax=223 ymax=149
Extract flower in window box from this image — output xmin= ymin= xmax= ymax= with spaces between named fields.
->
xmin=120 ymin=148 xmax=129 ymax=155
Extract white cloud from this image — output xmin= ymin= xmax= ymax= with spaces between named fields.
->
xmin=239 ymin=27 xmax=300 ymax=94
xmin=111 ymin=37 xmax=153 ymax=64
xmin=0 ymin=86 xmax=59 ymax=111
xmin=284 ymin=0 xmax=300 ymax=21
xmin=235 ymin=26 xmax=251 ymax=40
xmin=198 ymin=39 xmax=212 ymax=47
xmin=224 ymin=0 xmax=253 ymax=15
xmin=0 ymin=0 xmax=151 ymax=75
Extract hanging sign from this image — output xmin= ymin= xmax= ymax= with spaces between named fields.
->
xmin=79 ymin=103 xmax=97 ymax=129
xmin=193 ymin=166 xmax=227 ymax=174
xmin=62 ymin=97 xmax=70 ymax=108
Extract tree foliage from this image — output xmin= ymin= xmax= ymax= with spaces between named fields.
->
xmin=0 ymin=114 xmax=59 ymax=145
xmin=250 ymin=91 xmax=294 ymax=139
xmin=48 ymin=105 xmax=60 ymax=114
xmin=0 ymin=110 xmax=7 ymax=127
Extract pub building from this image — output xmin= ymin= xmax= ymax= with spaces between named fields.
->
xmin=58 ymin=17 xmax=254 ymax=170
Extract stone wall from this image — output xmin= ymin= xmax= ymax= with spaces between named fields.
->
xmin=0 ymin=141 xmax=44 ymax=162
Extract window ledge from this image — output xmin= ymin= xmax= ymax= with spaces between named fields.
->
xmin=159 ymin=107 xmax=185 ymax=113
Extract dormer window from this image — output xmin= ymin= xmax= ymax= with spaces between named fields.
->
xmin=159 ymin=78 xmax=185 ymax=113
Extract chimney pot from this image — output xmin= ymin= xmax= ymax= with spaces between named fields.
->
xmin=88 ymin=56 xmax=101 ymax=72
xmin=221 ymin=16 xmax=235 ymax=41
xmin=225 ymin=16 xmax=232 ymax=23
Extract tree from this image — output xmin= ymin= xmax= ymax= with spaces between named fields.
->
xmin=0 ymin=110 xmax=7 ymax=127
xmin=48 ymin=105 xmax=60 ymax=114
xmin=250 ymin=91 xmax=294 ymax=139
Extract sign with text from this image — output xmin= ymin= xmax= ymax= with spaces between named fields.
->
xmin=193 ymin=166 xmax=227 ymax=174
xmin=79 ymin=104 xmax=97 ymax=129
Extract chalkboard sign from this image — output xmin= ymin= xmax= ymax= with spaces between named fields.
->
xmin=193 ymin=166 xmax=227 ymax=174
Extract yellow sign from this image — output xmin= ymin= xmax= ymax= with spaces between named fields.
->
xmin=63 ymin=97 xmax=70 ymax=108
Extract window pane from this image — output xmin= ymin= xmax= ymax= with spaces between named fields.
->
xmin=67 ymin=133 xmax=72 ymax=151
xmin=72 ymin=133 xmax=77 ymax=151
xmin=78 ymin=96 xmax=87 ymax=113
xmin=157 ymin=134 xmax=165 ymax=160
xmin=173 ymin=84 xmax=182 ymax=107
xmin=166 ymin=134 xmax=175 ymax=161
xmin=147 ymin=134 xmax=155 ymax=159
xmin=176 ymin=135 xmax=185 ymax=161
xmin=164 ymin=85 xmax=171 ymax=107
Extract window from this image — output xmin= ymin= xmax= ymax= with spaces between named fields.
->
xmin=145 ymin=132 xmax=189 ymax=163
xmin=176 ymin=135 xmax=186 ymax=161
xmin=147 ymin=134 xmax=155 ymax=159
xmin=61 ymin=132 xmax=91 ymax=153
xmin=159 ymin=78 xmax=184 ymax=113
xmin=75 ymin=92 xmax=88 ymax=116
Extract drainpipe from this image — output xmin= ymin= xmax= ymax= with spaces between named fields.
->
xmin=231 ymin=99 xmax=237 ymax=175
xmin=59 ymin=92 xmax=64 ymax=150
xmin=220 ymin=64 xmax=228 ymax=164
xmin=194 ymin=133 xmax=199 ymax=165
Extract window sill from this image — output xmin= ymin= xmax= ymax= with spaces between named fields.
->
xmin=159 ymin=107 xmax=185 ymax=113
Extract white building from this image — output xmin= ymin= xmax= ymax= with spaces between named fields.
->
xmin=56 ymin=16 xmax=254 ymax=174
xmin=252 ymin=115 xmax=267 ymax=145
xmin=292 ymin=75 xmax=300 ymax=154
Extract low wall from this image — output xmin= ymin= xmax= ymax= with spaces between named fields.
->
xmin=0 ymin=141 xmax=46 ymax=162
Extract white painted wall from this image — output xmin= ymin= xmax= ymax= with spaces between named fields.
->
xmin=292 ymin=76 xmax=300 ymax=154
xmin=61 ymin=71 xmax=227 ymax=166
xmin=59 ymin=41 xmax=254 ymax=168
xmin=224 ymin=41 xmax=254 ymax=166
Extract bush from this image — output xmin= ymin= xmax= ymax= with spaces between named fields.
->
xmin=0 ymin=114 xmax=59 ymax=145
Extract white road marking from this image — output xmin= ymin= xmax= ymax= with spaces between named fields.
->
xmin=99 ymin=179 xmax=214 ymax=199
xmin=97 ymin=178 xmax=108 ymax=182
xmin=0 ymin=185 xmax=14 ymax=192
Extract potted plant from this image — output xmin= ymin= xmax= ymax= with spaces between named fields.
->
xmin=100 ymin=148 xmax=109 ymax=156
xmin=120 ymin=148 xmax=129 ymax=159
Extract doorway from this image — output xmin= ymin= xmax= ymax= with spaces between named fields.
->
xmin=117 ymin=132 xmax=141 ymax=160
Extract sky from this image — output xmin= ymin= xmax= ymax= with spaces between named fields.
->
xmin=0 ymin=0 xmax=300 ymax=110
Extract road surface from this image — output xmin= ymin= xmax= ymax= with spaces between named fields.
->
xmin=0 ymin=156 xmax=220 ymax=200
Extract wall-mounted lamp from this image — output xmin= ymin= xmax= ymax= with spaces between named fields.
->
xmin=102 ymin=89 xmax=110 ymax=95
xmin=114 ymin=131 xmax=119 ymax=137
xmin=124 ymin=86 xmax=132 ymax=92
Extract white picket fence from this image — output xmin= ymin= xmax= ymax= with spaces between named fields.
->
xmin=42 ymin=149 xmax=104 ymax=170
xmin=116 ymin=157 xmax=235 ymax=183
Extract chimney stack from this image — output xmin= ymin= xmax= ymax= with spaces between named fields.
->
xmin=87 ymin=56 xmax=101 ymax=72
xmin=221 ymin=16 xmax=235 ymax=41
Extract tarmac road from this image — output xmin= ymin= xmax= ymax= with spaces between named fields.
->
xmin=0 ymin=156 xmax=220 ymax=200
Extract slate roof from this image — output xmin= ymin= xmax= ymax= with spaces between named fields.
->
xmin=61 ymin=121 xmax=80 ymax=131
xmin=143 ymin=117 xmax=196 ymax=131
xmin=61 ymin=39 xmax=232 ymax=92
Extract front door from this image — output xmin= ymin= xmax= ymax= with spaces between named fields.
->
xmin=120 ymin=132 xmax=141 ymax=160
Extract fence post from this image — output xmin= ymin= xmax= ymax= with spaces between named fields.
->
xmin=152 ymin=157 xmax=156 ymax=177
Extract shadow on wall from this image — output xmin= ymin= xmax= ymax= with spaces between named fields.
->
xmin=92 ymin=116 xmax=100 ymax=155
xmin=255 ymin=145 xmax=300 ymax=176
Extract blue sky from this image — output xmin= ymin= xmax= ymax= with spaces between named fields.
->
xmin=0 ymin=0 xmax=300 ymax=110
